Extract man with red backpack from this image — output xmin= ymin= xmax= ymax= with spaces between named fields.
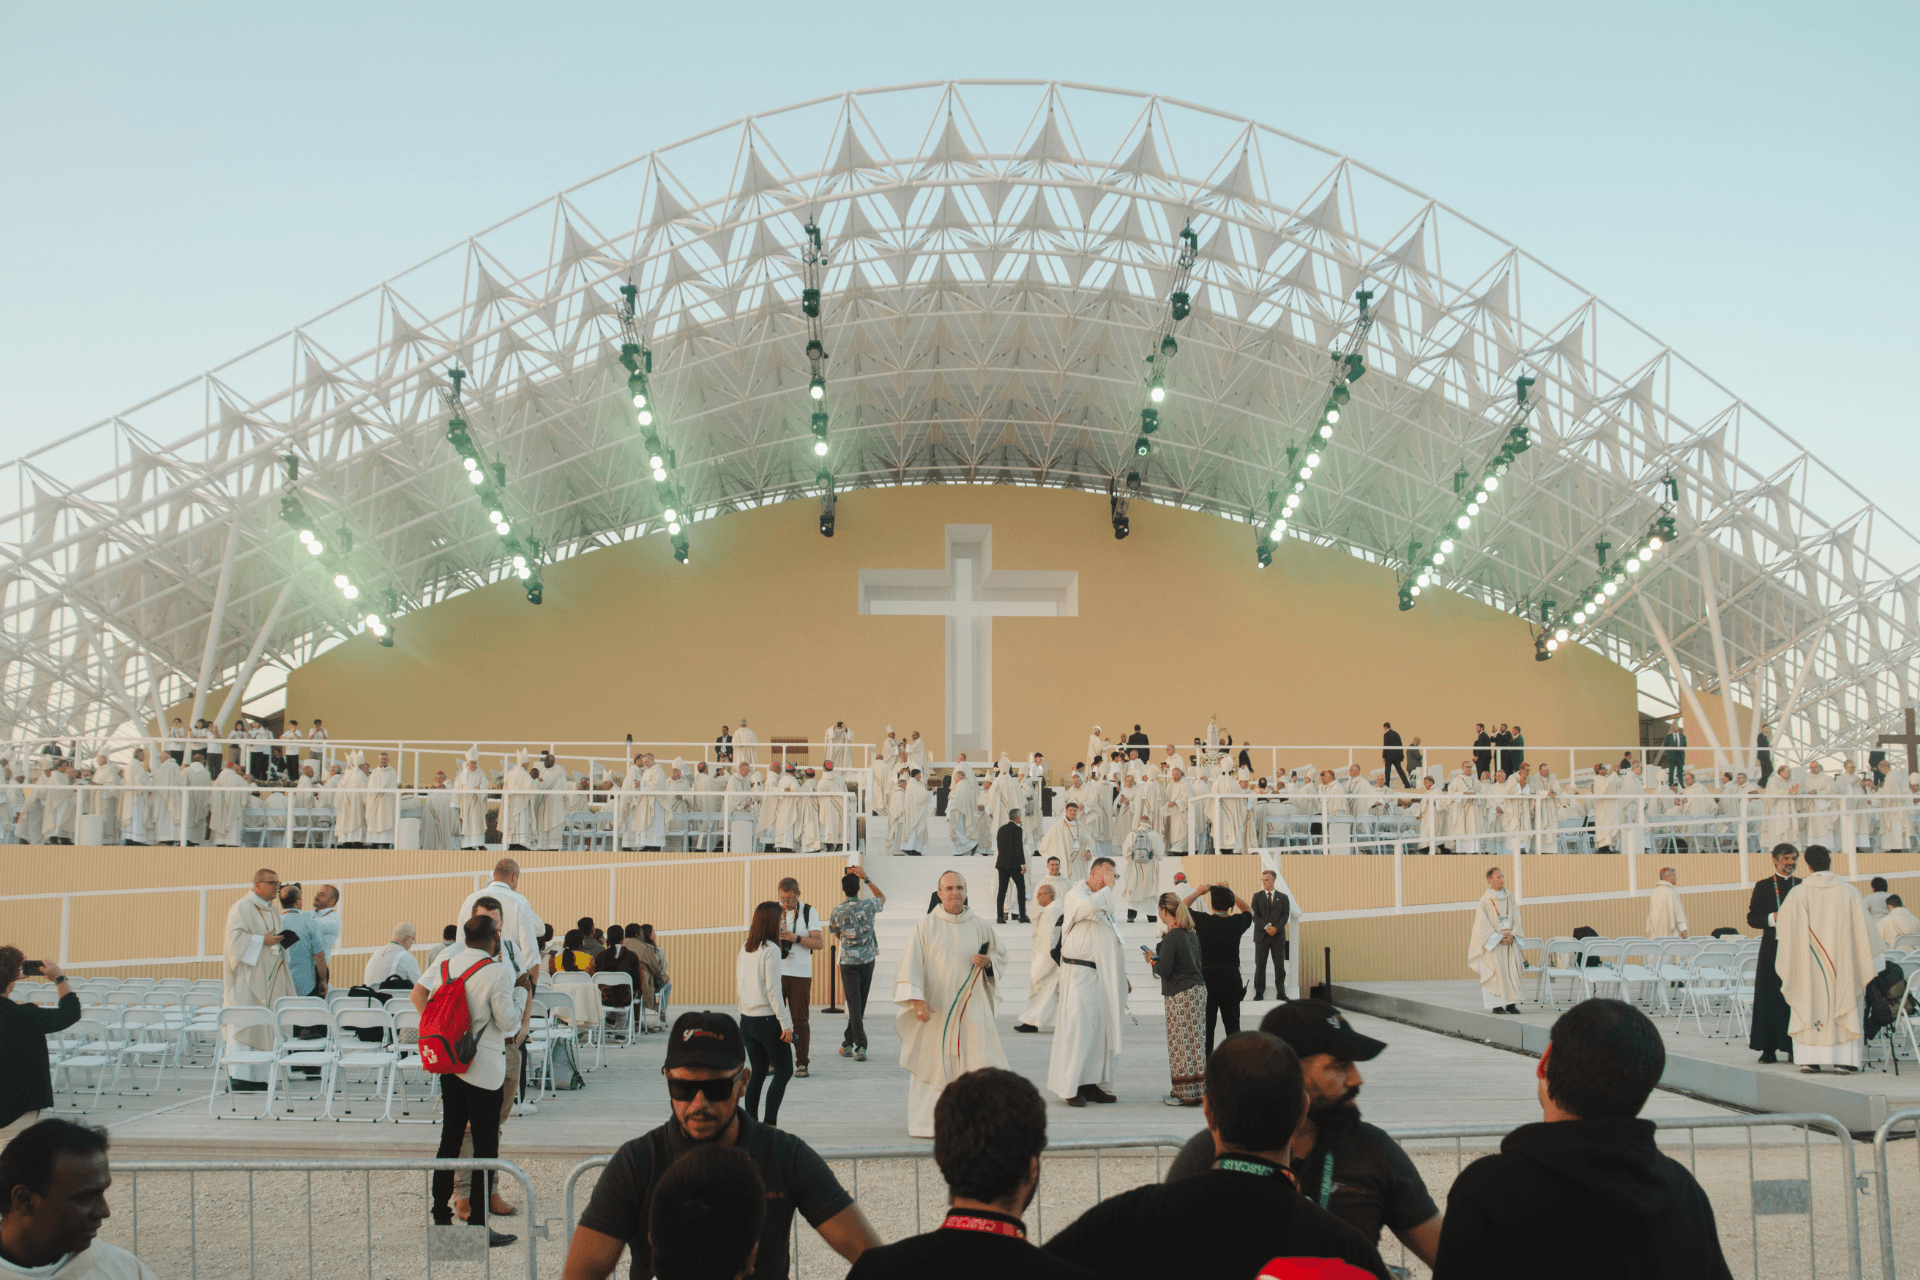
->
xmin=410 ymin=913 xmax=521 ymax=1248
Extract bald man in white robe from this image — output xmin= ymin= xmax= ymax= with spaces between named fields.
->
xmin=894 ymin=870 xmax=1008 ymax=1137
xmin=894 ymin=771 xmax=931 ymax=855
xmin=499 ymin=751 xmax=539 ymax=850
xmin=732 ymin=720 xmax=758 ymax=766
xmin=209 ymin=766 xmax=250 ymax=847
xmin=1046 ymin=860 xmax=1127 ymax=1104
xmin=222 ymin=868 xmax=296 ymax=1084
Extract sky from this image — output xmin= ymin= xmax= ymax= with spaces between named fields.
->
xmin=2 ymin=1 xmax=1915 ymax=536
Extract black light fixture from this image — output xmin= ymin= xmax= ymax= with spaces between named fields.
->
xmin=1399 ymin=586 xmax=1415 ymax=612
xmin=1255 ymin=536 xmax=1273 ymax=569
xmin=1134 ymin=435 xmax=1151 ymax=456
xmin=671 ymin=534 xmax=691 ymax=564
xmin=819 ymin=470 xmax=836 ymax=538
xmin=1534 ymin=631 xmax=1552 ymax=662
xmin=811 ymin=411 xmax=829 ymax=457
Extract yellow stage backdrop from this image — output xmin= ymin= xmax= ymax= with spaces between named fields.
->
xmin=10 ymin=846 xmax=1920 ymax=1001
xmin=283 ymin=485 xmax=1637 ymax=773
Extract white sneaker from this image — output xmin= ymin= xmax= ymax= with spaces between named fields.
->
xmin=511 ymin=1102 xmax=537 ymax=1116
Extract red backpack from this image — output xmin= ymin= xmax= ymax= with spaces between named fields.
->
xmin=418 ymin=956 xmax=494 ymax=1074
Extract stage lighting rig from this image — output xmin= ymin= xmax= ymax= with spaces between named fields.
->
xmin=1122 ymin=224 xmax=1202 ymax=510
xmin=1535 ymin=491 xmax=1681 ymax=647
xmin=1272 ymin=288 xmax=1375 ymax=543
xmin=1394 ymin=373 xmax=1538 ymax=610
xmin=1108 ymin=473 xmax=1139 ymax=541
xmin=819 ymin=470 xmax=836 ymax=538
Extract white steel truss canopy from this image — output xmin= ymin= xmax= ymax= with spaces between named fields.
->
xmin=6 ymin=81 xmax=1917 ymax=756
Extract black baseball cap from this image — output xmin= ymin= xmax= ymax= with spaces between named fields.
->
xmin=1259 ymin=1000 xmax=1387 ymax=1063
xmin=662 ymin=1012 xmax=746 ymax=1071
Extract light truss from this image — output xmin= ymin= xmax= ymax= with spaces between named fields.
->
xmin=2 ymin=80 xmax=1915 ymax=758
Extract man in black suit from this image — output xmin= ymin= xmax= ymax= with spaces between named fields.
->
xmin=1250 ymin=870 xmax=1291 ymax=1000
xmin=1472 ymin=724 xmax=1493 ymax=778
xmin=1381 ymin=723 xmax=1410 ymax=790
xmin=995 ymin=808 xmax=1029 ymax=923
xmin=1493 ymin=724 xmax=1515 ymax=776
xmin=1756 ymin=723 xmax=1773 ymax=786
xmin=1746 ymin=842 xmax=1800 ymax=1063
xmin=1127 ymin=724 xmax=1151 ymax=762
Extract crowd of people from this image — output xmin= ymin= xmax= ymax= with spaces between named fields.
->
xmin=0 ymin=989 xmax=1733 ymax=1280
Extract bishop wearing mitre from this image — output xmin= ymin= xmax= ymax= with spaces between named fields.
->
xmin=222 ymin=867 xmax=296 ymax=1085
xmin=1467 ymin=865 xmax=1525 ymax=1014
xmin=894 ymin=870 xmax=1007 ymax=1137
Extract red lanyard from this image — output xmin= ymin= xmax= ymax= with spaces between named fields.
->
xmin=941 ymin=1213 xmax=1024 ymax=1239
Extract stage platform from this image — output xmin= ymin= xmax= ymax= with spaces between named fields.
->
xmin=1332 ymin=979 xmax=1920 ymax=1133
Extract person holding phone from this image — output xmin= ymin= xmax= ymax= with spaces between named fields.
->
xmin=0 ymin=948 xmax=79 ymax=1140
xmin=1146 ymin=894 xmax=1206 ymax=1106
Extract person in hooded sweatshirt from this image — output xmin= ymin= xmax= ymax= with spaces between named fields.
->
xmin=1432 ymin=998 xmax=1731 ymax=1280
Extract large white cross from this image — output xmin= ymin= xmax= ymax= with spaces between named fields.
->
xmin=859 ymin=524 xmax=1077 ymax=761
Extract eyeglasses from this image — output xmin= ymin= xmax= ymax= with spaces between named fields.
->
xmin=665 ymin=1071 xmax=743 ymax=1102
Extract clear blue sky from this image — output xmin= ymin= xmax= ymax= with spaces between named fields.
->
xmin=2 ymin=1 xmax=1914 ymax=533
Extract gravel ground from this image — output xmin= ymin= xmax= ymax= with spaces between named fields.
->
xmin=94 ymin=1133 xmax=1910 ymax=1279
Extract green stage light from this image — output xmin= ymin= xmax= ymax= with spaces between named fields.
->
xmin=1149 ymin=375 xmax=1166 ymax=403
xmin=1134 ymin=435 xmax=1151 ymax=456
xmin=1169 ymin=290 xmax=1191 ymax=321
xmin=809 ymin=376 xmax=825 ymax=401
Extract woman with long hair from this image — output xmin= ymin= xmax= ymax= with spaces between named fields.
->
xmin=551 ymin=928 xmax=594 ymax=975
xmin=737 ymin=901 xmax=794 ymax=1124
xmin=1145 ymin=891 xmax=1206 ymax=1106
xmin=630 ymin=923 xmax=670 ymax=1027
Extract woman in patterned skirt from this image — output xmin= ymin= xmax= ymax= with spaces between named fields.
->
xmin=1146 ymin=891 xmax=1207 ymax=1105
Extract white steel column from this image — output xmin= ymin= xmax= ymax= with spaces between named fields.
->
xmin=211 ymin=583 xmax=294 ymax=731
xmin=189 ymin=521 xmax=242 ymax=726
xmin=1696 ymin=544 xmax=1745 ymax=774
xmin=1639 ymin=597 xmax=1727 ymax=766
xmin=1772 ymin=621 xmax=1831 ymax=751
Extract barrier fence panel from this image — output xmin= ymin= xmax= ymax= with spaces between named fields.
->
xmin=1872 ymin=1108 xmax=1920 ymax=1280
xmin=107 ymin=1157 xmax=547 ymax=1279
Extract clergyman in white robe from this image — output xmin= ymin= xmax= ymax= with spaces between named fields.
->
xmin=1645 ymin=870 xmax=1690 ymax=938
xmin=1467 ymin=871 xmax=1525 ymax=1011
xmin=452 ymin=750 xmax=491 ymax=849
xmin=222 ymin=871 xmax=297 ymax=1081
xmin=363 ymin=755 xmax=401 ymax=846
xmin=894 ymin=874 xmax=1008 ymax=1137
xmin=733 ymin=721 xmax=758 ymax=766
xmin=1776 ymin=858 xmax=1879 ymax=1069
xmin=1039 ymin=806 xmax=1092 ymax=882
xmin=1118 ymin=818 xmax=1165 ymax=918
xmin=1017 ymin=887 xmax=1063 ymax=1031
xmin=209 ymin=767 xmax=250 ymax=847
xmin=1046 ymin=866 xmax=1127 ymax=1101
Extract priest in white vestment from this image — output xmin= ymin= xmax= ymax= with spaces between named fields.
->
xmin=733 ymin=720 xmax=758 ymax=765
xmin=1164 ymin=767 xmax=1194 ymax=853
xmin=1209 ymin=771 xmax=1244 ymax=853
xmin=1039 ymin=801 xmax=1092 ymax=882
xmin=895 ymin=770 xmax=931 ymax=854
xmin=331 ymin=756 xmax=366 ymax=846
xmin=1046 ymin=859 xmax=1127 ymax=1103
xmin=1020 ymin=755 xmax=1046 ymax=855
xmin=946 ymin=757 xmax=982 ymax=854
xmin=722 ymin=762 xmax=759 ymax=850
xmin=420 ymin=773 xmax=456 ymax=850
xmin=894 ymin=870 xmax=1008 ymax=1137
xmin=1645 ymin=867 xmax=1690 ymax=938
xmin=181 ymin=756 xmax=214 ymax=845
xmin=363 ymin=752 xmax=401 ymax=846
xmin=1800 ymin=764 xmax=1837 ymax=849
xmin=824 ymin=721 xmax=852 ymax=769
xmin=452 ymin=749 xmax=491 ymax=849
xmin=1015 ymin=884 xmax=1062 ymax=1032
xmin=1878 ymin=897 xmax=1920 ymax=947
xmin=32 ymin=766 xmax=76 ymax=844
xmin=986 ymin=759 xmax=1021 ymax=832
xmin=1763 ymin=770 xmax=1799 ymax=848
xmin=1118 ymin=816 xmax=1165 ymax=921
xmin=119 ymin=748 xmax=154 ymax=844
xmin=222 ymin=867 xmax=297 ymax=1082
xmin=1879 ymin=766 xmax=1913 ymax=851
xmin=499 ymin=751 xmax=539 ymax=849
xmin=150 ymin=753 xmax=184 ymax=844
xmin=1776 ymin=847 xmax=1878 ymax=1071
xmin=1467 ymin=866 xmax=1525 ymax=1013
xmin=209 ymin=766 xmax=250 ymax=846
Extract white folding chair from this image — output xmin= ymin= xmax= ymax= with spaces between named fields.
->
xmin=209 ymin=1007 xmax=282 ymax=1117
xmin=1578 ymin=940 xmax=1625 ymax=1001
xmin=1615 ymin=937 xmax=1662 ymax=1009
xmin=1514 ymin=938 xmax=1545 ymax=1007
xmin=1677 ymin=944 xmax=1738 ymax=1037
xmin=269 ymin=1006 xmax=342 ymax=1119
xmin=331 ymin=1002 xmax=401 ymax=1121
xmin=50 ymin=1019 xmax=120 ymax=1112
xmin=594 ymin=972 xmax=636 ymax=1048
xmin=385 ymin=1007 xmax=441 ymax=1123
xmin=552 ymin=974 xmax=604 ymax=1069
xmin=113 ymin=1008 xmax=178 ymax=1095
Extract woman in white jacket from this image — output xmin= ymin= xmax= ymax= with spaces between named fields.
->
xmin=736 ymin=900 xmax=794 ymax=1125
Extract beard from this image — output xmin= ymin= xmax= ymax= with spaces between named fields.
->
xmin=1308 ymin=1088 xmax=1363 ymax=1148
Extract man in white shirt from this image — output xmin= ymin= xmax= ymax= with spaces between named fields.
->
xmin=361 ymin=923 xmax=420 ymax=988
xmin=411 ymin=915 xmax=521 ymax=1246
xmin=0 ymin=1118 xmax=159 ymax=1279
xmin=310 ymin=885 xmax=342 ymax=975
xmin=457 ymin=859 xmax=544 ymax=972
xmin=776 ymin=876 xmax=824 ymax=1078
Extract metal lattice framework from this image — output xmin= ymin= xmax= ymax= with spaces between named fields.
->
xmin=5 ymin=80 xmax=1916 ymax=756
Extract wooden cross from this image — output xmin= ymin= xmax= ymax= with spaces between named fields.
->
xmin=1877 ymin=707 xmax=1920 ymax=777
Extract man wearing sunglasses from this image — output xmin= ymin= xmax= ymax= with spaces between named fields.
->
xmin=564 ymin=1011 xmax=880 ymax=1280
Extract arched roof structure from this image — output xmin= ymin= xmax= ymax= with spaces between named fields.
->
xmin=5 ymin=81 xmax=1914 ymax=755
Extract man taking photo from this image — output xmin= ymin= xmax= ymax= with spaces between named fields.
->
xmin=563 ymin=1012 xmax=879 ymax=1280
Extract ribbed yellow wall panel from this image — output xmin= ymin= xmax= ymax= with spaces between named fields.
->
xmin=613 ymin=862 xmax=746 ymax=932
xmin=515 ymin=867 xmax=614 ymax=939
xmin=0 ymin=898 xmax=61 ymax=964
xmin=71 ymin=891 xmax=201 ymax=961
xmin=1405 ymin=855 xmax=1513 ymax=906
xmin=1274 ymin=856 xmax=1394 ymax=912
xmin=1859 ymin=854 xmax=1920 ymax=877
xmin=1522 ymin=854 xmax=1627 ymax=899
xmin=659 ymin=929 xmax=750 ymax=1005
xmin=337 ymin=876 xmax=485 ymax=949
xmin=746 ymin=855 xmax=852 ymax=911
xmin=1298 ymin=910 xmax=1476 ymax=984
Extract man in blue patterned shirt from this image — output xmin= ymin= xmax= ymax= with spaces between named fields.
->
xmin=829 ymin=868 xmax=888 ymax=1061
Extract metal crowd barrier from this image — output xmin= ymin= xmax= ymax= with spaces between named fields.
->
xmin=91 ymin=1112 xmax=1872 ymax=1279
xmin=111 ymin=1156 xmax=547 ymax=1279
xmin=1872 ymin=1108 xmax=1920 ymax=1280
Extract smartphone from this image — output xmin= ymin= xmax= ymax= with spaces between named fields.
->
xmin=22 ymin=960 xmax=44 ymax=976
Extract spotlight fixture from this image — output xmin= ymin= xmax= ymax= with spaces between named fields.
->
xmin=819 ymin=470 xmax=837 ymax=538
xmin=811 ymin=411 xmax=829 ymax=457
xmin=671 ymin=535 xmax=690 ymax=564
xmin=1134 ymin=435 xmax=1151 ymax=456
xmin=809 ymin=376 xmax=825 ymax=401
xmin=1255 ymin=535 xmax=1273 ymax=569
xmin=1534 ymin=632 xmax=1552 ymax=662
xmin=1398 ymin=586 xmax=1415 ymax=612
xmin=1149 ymin=374 xmax=1166 ymax=403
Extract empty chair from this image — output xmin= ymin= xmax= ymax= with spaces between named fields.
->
xmin=1536 ymin=938 xmax=1587 ymax=1009
xmin=50 ymin=1019 xmax=121 ymax=1112
xmin=113 ymin=1008 xmax=178 ymax=1094
xmin=1578 ymin=940 xmax=1626 ymax=1001
xmin=268 ymin=1006 xmax=342 ymax=1118
xmin=1677 ymin=944 xmax=1740 ymax=1037
xmin=209 ymin=1007 xmax=282 ymax=1118
xmin=1615 ymin=938 xmax=1663 ymax=1008
xmin=330 ymin=1003 xmax=402 ymax=1121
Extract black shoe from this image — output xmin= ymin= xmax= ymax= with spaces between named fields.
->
xmin=1490 ymin=1006 xmax=1511 ymax=1015
xmin=1017 ymin=915 xmax=1029 ymax=923
xmin=1014 ymin=1023 xmax=1038 ymax=1033
xmin=486 ymin=1230 xmax=517 ymax=1248
xmin=1081 ymin=1085 xmax=1117 ymax=1104
xmin=1505 ymin=1005 xmax=1520 ymax=1014
xmin=1253 ymin=991 xmax=1265 ymax=1001
xmin=1127 ymin=910 xmax=1137 ymax=922
xmin=1066 ymin=1093 xmax=1087 ymax=1107
xmin=230 ymin=1079 xmax=268 ymax=1092
xmin=1759 ymin=1053 xmax=1778 ymax=1064
xmin=998 ymin=916 xmax=1007 ymax=924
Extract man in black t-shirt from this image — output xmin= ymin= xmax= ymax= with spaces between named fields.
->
xmin=565 ymin=1012 xmax=881 ymax=1280
xmin=1044 ymin=1033 xmax=1388 ymax=1279
xmin=1166 ymin=1001 xmax=1442 ymax=1268
xmin=1182 ymin=883 xmax=1254 ymax=1052
xmin=849 ymin=1068 xmax=1092 ymax=1280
